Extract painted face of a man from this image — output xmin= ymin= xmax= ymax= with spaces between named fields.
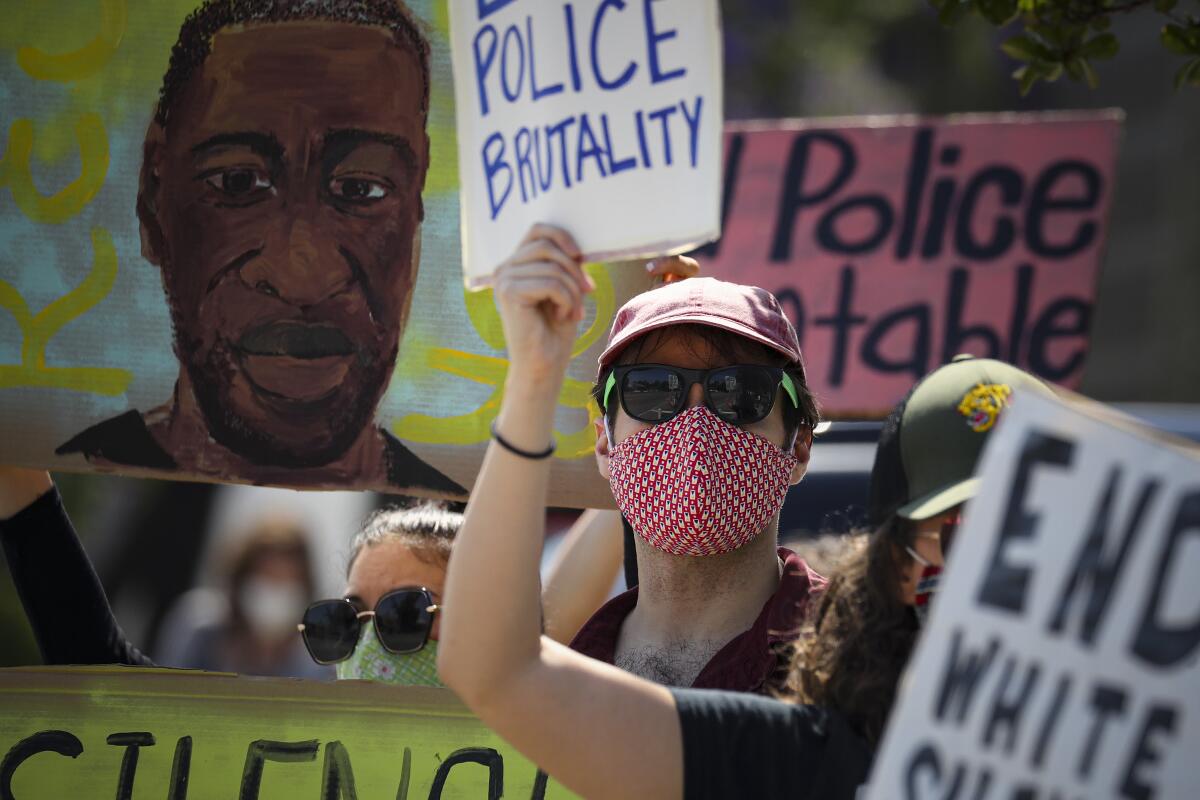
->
xmin=139 ymin=22 xmax=428 ymax=467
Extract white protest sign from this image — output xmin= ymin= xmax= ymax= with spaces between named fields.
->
xmin=449 ymin=0 xmax=723 ymax=285
xmin=866 ymin=392 xmax=1200 ymax=800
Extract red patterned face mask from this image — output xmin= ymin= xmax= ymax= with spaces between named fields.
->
xmin=608 ymin=405 xmax=799 ymax=557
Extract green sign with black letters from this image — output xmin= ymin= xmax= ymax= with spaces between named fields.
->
xmin=0 ymin=666 xmax=573 ymax=799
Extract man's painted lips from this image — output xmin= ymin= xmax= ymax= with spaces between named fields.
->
xmin=235 ymin=321 xmax=360 ymax=402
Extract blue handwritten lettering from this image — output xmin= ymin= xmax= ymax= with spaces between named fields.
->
xmin=527 ymin=15 xmax=564 ymax=101
xmin=647 ymin=104 xmax=678 ymax=166
xmin=473 ymin=25 xmax=499 ymax=116
xmin=483 ymin=132 xmax=513 ymax=219
xmin=546 ymin=117 xmax=577 ymax=189
xmin=680 ymin=95 xmax=703 ymax=167
xmin=501 ymin=25 xmax=526 ymax=102
xmin=644 ymin=0 xmax=686 ymax=83
xmin=601 ymin=114 xmax=638 ymax=174
xmin=591 ymin=0 xmax=638 ymax=91
xmin=477 ymin=0 xmax=518 ymax=22
xmin=575 ymin=113 xmax=609 ymax=183
xmin=515 ymin=127 xmax=536 ymax=202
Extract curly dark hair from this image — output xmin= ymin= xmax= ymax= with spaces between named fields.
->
xmin=155 ymin=0 xmax=431 ymax=127
xmin=784 ymin=516 xmax=921 ymax=746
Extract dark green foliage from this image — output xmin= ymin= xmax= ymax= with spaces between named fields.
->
xmin=930 ymin=0 xmax=1200 ymax=91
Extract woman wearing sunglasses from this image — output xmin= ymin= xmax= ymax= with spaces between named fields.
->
xmin=297 ymin=503 xmax=457 ymax=685
xmin=789 ymin=355 xmax=1054 ymax=746
xmin=0 ymin=474 xmax=624 ymax=684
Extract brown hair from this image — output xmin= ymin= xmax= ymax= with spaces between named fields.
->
xmin=346 ymin=501 xmax=462 ymax=577
xmin=785 ymin=516 xmax=921 ymax=745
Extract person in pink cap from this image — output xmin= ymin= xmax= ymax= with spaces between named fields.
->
xmin=437 ymin=226 xmax=870 ymax=799
xmin=567 ymin=262 xmax=825 ymax=691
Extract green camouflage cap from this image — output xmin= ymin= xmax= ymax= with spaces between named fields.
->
xmin=876 ymin=355 xmax=1054 ymax=522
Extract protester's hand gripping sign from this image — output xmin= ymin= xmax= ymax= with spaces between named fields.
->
xmin=449 ymin=0 xmax=723 ymax=285
xmin=866 ymin=392 xmax=1200 ymax=799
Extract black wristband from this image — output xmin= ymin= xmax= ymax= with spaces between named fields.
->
xmin=490 ymin=421 xmax=556 ymax=460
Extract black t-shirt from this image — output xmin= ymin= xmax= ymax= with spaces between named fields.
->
xmin=673 ymin=688 xmax=872 ymax=800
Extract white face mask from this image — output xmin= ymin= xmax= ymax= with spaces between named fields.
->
xmin=239 ymin=578 xmax=306 ymax=639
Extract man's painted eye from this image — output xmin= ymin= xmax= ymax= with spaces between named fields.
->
xmin=329 ymin=176 xmax=390 ymax=201
xmin=205 ymin=168 xmax=272 ymax=196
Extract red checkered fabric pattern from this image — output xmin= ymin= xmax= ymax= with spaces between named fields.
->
xmin=608 ymin=405 xmax=799 ymax=557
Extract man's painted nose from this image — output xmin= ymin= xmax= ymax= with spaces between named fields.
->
xmin=241 ymin=218 xmax=353 ymax=305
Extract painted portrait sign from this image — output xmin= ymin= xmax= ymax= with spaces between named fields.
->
xmin=449 ymin=0 xmax=723 ymax=284
xmin=0 ymin=0 xmax=653 ymax=508
xmin=700 ymin=113 xmax=1121 ymax=417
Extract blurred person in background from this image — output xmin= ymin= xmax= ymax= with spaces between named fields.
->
xmin=163 ymin=516 xmax=328 ymax=678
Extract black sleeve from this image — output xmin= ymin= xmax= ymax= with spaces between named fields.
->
xmin=0 ymin=487 xmax=155 ymax=667
xmin=672 ymin=688 xmax=872 ymax=800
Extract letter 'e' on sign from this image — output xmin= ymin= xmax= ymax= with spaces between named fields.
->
xmin=449 ymin=0 xmax=724 ymax=285
xmin=864 ymin=391 xmax=1200 ymax=799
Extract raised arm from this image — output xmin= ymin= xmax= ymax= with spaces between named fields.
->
xmin=0 ymin=467 xmax=155 ymax=666
xmin=541 ymin=509 xmax=625 ymax=644
xmin=437 ymin=226 xmax=682 ymax=800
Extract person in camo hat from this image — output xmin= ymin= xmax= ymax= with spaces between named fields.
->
xmin=787 ymin=354 xmax=1055 ymax=746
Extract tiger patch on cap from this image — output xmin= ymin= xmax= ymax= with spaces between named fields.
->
xmin=957 ymin=383 xmax=1013 ymax=432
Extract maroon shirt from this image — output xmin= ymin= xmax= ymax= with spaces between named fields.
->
xmin=568 ymin=547 xmax=826 ymax=693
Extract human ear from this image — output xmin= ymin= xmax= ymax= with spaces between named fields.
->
xmin=136 ymin=121 xmax=168 ymax=268
xmin=594 ymin=417 xmax=611 ymax=480
xmin=788 ymin=426 xmax=813 ymax=485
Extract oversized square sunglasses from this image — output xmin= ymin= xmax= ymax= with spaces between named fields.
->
xmin=296 ymin=588 xmax=439 ymax=665
xmin=603 ymin=364 xmax=800 ymax=426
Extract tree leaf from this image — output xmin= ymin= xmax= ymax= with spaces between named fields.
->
xmin=1090 ymin=15 xmax=1111 ymax=32
xmin=1064 ymin=56 xmax=1085 ymax=81
xmin=1015 ymin=64 xmax=1041 ymax=96
xmin=938 ymin=0 xmax=970 ymax=26
xmin=1161 ymin=25 xmax=1196 ymax=56
xmin=1153 ymin=0 xmax=1178 ymax=12
xmin=1080 ymin=57 xmax=1099 ymax=89
xmin=976 ymin=0 xmax=1019 ymax=25
xmin=1176 ymin=58 xmax=1200 ymax=90
xmin=1001 ymin=33 xmax=1053 ymax=61
xmin=1081 ymin=33 xmax=1119 ymax=60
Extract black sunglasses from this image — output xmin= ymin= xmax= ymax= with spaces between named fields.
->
xmin=603 ymin=364 xmax=800 ymax=426
xmin=297 ymin=587 xmax=439 ymax=665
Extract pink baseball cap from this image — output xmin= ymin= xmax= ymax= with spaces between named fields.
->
xmin=598 ymin=277 xmax=805 ymax=376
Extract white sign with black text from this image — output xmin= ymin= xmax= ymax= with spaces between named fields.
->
xmin=449 ymin=0 xmax=723 ymax=285
xmin=867 ymin=391 xmax=1200 ymax=800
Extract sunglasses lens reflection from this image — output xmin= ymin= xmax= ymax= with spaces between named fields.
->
xmin=707 ymin=366 xmax=776 ymax=424
xmin=374 ymin=590 xmax=435 ymax=654
xmin=622 ymin=367 xmax=685 ymax=422
xmin=301 ymin=600 xmax=361 ymax=663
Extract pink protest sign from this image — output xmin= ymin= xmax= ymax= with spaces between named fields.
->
xmin=699 ymin=112 xmax=1122 ymax=417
